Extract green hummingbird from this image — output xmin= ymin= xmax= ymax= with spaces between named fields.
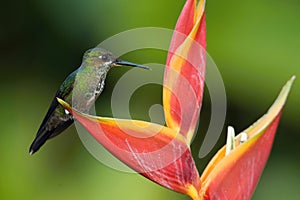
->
xmin=29 ymin=48 xmax=149 ymax=155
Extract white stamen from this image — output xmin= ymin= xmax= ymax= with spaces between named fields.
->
xmin=240 ymin=132 xmax=248 ymax=144
xmin=226 ymin=126 xmax=236 ymax=156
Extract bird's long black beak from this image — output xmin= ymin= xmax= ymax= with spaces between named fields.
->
xmin=114 ymin=59 xmax=150 ymax=70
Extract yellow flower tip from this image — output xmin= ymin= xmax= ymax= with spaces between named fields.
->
xmin=56 ymin=98 xmax=73 ymax=115
xmin=291 ymin=75 xmax=296 ymax=81
xmin=284 ymin=75 xmax=296 ymax=93
xmin=284 ymin=75 xmax=296 ymax=91
xmin=56 ymin=97 xmax=69 ymax=109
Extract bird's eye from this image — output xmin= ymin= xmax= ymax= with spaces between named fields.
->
xmin=100 ymin=54 xmax=108 ymax=61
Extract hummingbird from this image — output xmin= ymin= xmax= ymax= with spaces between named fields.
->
xmin=29 ymin=47 xmax=149 ymax=155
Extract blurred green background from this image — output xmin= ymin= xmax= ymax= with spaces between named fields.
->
xmin=1 ymin=0 xmax=299 ymax=199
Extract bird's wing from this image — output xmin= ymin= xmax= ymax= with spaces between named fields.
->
xmin=29 ymin=70 xmax=78 ymax=154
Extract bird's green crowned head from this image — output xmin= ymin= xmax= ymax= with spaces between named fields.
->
xmin=83 ymin=48 xmax=149 ymax=70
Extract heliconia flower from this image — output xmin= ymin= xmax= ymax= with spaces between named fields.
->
xmin=199 ymin=76 xmax=295 ymax=200
xmin=58 ymin=76 xmax=294 ymax=200
xmin=57 ymin=0 xmax=295 ymax=199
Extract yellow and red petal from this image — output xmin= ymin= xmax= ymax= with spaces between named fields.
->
xmin=58 ymin=99 xmax=201 ymax=198
xmin=200 ymin=76 xmax=295 ymax=200
xmin=163 ymin=0 xmax=206 ymax=143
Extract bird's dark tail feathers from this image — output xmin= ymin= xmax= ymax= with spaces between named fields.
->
xmin=29 ymin=119 xmax=74 ymax=155
xmin=29 ymin=127 xmax=53 ymax=155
